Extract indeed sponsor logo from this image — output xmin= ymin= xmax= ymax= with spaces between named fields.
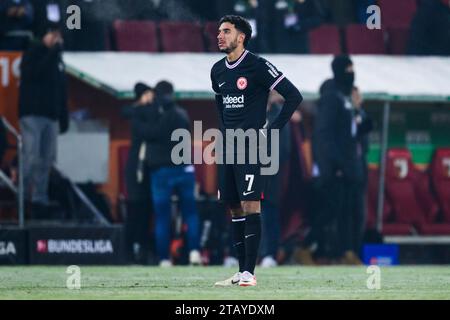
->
xmin=36 ymin=239 xmax=114 ymax=254
xmin=223 ymin=95 xmax=244 ymax=105
xmin=0 ymin=241 xmax=16 ymax=255
xmin=223 ymin=95 xmax=244 ymax=109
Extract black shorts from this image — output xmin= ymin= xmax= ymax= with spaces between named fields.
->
xmin=218 ymin=163 xmax=265 ymax=204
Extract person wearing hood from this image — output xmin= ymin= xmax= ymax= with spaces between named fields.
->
xmin=132 ymin=80 xmax=201 ymax=267
xmin=307 ymin=55 xmax=362 ymax=265
xmin=121 ymin=82 xmax=158 ymax=264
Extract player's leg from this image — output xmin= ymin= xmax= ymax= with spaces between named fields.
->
xmin=150 ymin=168 xmax=173 ymax=266
xmin=230 ymin=204 xmax=246 ymax=273
xmin=235 ymin=164 xmax=264 ymax=286
xmin=215 ymin=164 xmax=243 ymax=286
xmin=177 ymin=166 xmax=201 ymax=265
xmin=239 ymin=201 xmax=261 ymax=286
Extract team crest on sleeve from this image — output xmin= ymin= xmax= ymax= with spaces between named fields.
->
xmin=237 ymin=77 xmax=248 ymax=90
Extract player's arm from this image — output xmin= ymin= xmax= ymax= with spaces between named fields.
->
xmin=256 ymin=58 xmax=303 ymax=130
xmin=210 ymin=69 xmax=225 ymax=131
xmin=270 ymin=78 xmax=303 ymax=130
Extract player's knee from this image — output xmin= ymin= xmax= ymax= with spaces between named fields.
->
xmin=229 ymin=204 xmax=244 ymax=217
xmin=241 ymin=201 xmax=260 ymax=214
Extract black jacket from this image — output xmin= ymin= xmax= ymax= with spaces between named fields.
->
xmin=121 ymin=103 xmax=161 ymax=200
xmin=122 ymin=103 xmax=161 ymax=169
xmin=407 ymin=0 xmax=450 ymax=56
xmin=132 ymin=101 xmax=190 ymax=169
xmin=18 ymin=40 xmax=68 ymax=132
xmin=313 ymin=80 xmax=357 ymax=182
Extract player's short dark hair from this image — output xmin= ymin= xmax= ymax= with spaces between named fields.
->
xmin=219 ymin=15 xmax=252 ymax=48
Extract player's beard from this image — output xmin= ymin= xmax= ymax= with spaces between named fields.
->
xmin=219 ymin=37 xmax=238 ymax=54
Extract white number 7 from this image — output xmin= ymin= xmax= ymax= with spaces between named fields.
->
xmin=245 ymin=174 xmax=254 ymax=192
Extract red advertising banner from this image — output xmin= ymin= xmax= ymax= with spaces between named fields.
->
xmin=0 ymin=51 xmax=22 ymax=130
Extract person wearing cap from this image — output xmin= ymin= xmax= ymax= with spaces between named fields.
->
xmin=18 ymin=21 xmax=67 ymax=219
xmin=133 ymin=80 xmax=201 ymax=267
xmin=121 ymin=82 xmax=159 ymax=264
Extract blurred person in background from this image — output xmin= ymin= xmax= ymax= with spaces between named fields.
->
xmin=231 ymin=0 xmax=271 ymax=53
xmin=407 ymin=0 xmax=450 ymax=56
xmin=259 ymin=91 xmax=293 ymax=268
xmin=317 ymin=0 xmax=356 ymax=26
xmin=134 ymin=80 xmax=201 ymax=267
xmin=272 ymin=0 xmax=325 ymax=53
xmin=31 ymin=0 xmax=62 ymax=40
xmin=311 ymin=55 xmax=361 ymax=265
xmin=0 ymin=0 xmax=34 ymax=50
xmin=121 ymin=82 xmax=158 ymax=264
xmin=295 ymin=77 xmax=337 ymax=265
xmin=351 ymin=85 xmax=372 ymax=259
xmin=18 ymin=22 xmax=68 ymax=219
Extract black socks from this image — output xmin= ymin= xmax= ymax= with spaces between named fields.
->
xmin=231 ymin=217 xmax=246 ymax=273
xmin=244 ymin=213 xmax=261 ymax=275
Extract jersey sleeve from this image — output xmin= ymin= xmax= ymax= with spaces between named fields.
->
xmin=210 ymin=68 xmax=220 ymax=94
xmin=256 ymin=57 xmax=286 ymax=91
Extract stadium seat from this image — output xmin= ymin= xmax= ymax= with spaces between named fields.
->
xmin=345 ymin=24 xmax=386 ymax=54
xmin=385 ymin=148 xmax=450 ymax=235
xmin=385 ymin=27 xmax=410 ymax=55
xmin=413 ymin=170 xmax=440 ymax=224
xmin=204 ymin=21 xmax=219 ymax=52
xmin=413 ymin=168 xmax=450 ymax=234
xmin=377 ymin=0 xmax=417 ymax=28
xmin=159 ymin=21 xmax=205 ymax=52
xmin=385 ymin=149 xmax=422 ymax=225
xmin=366 ymin=168 xmax=411 ymax=235
xmin=431 ymin=148 xmax=450 ymax=223
xmin=113 ymin=20 xmax=159 ymax=52
xmin=308 ymin=25 xmax=342 ymax=54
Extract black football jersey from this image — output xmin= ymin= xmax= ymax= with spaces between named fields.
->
xmin=210 ymin=50 xmax=287 ymax=131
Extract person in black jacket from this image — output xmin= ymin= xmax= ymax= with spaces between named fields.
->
xmin=121 ymin=82 xmax=158 ymax=264
xmin=0 ymin=0 xmax=34 ymax=50
xmin=132 ymin=80 xmax=201 ymax=267
xmin=311 ymin=55 xmax=361 ymax=264
xmin=407 ymin=0 xmax=450 ymax=56
xmin=18 ymin=22 xmax=68 ymax=218
xmin=272 ymin=0 xmax=325 ymax=53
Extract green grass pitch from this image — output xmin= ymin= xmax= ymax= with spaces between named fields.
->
xmin=0 ymin=266 xmax=449 ymax=300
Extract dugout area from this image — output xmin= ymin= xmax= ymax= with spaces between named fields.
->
xmin=1 ymin=52 xmax=450 ymax=265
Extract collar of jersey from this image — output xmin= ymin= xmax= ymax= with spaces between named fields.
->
xmin=225 ymin=50 xmax=249 ymax=69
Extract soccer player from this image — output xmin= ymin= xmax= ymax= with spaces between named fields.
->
xmin=211 ymin=15 xmax=303 ymax=287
